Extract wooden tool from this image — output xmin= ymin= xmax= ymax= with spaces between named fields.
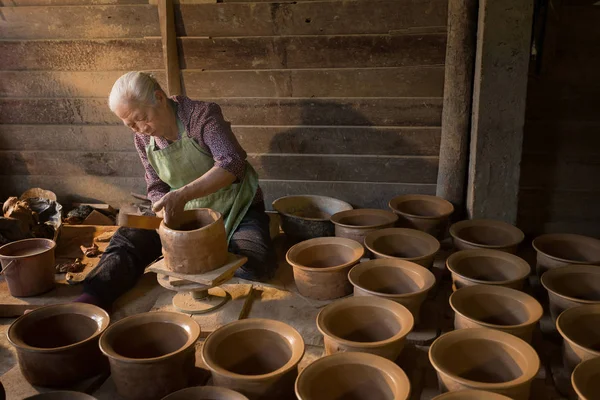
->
xmin=117 ymin=211 xmax=163 ymax=230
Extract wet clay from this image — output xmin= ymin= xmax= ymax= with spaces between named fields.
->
xmin=162 ymin=386 xmax=249 ymax=400
xmin=449 ymin=219 xmax=524 ymax=254
xmin=556 ymin=305 xmax=600 ymax=373
xmin=111 ymin=322 xmax=189 ymax=359
xmin=532 ymin=233 xmax=600 ymax=276
xmin=364 ymin=228 xmax=440 ymax=269
xmin=572 ymin=357 xmax=600 ymax=400
xmin=330 ymin=209 xmax=398 ymax=255
xmin=20 ymin=314 xmax=98 ymax=349
xmin=388 ymin=194 xmax=454 ymax=240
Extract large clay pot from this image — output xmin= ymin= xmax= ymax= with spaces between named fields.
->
xmin=0 ymin=238 xmax=56 ymax=297
xmin=202 ymin=318 xmax=304 ymax=400
xmin=162 ymin=386 xmax=249 ymax=400
xmin=388 ymin=194 xmax=454 ymax=239
xmin=429 ymin=328 xmax=539 ymax=400
xmin=432 ymin=390 xmax=511 ymax=399
xmin=449 ymin=219 xmax=524 ymax=254
xmin=532 ymin=233 xmax=600 ymax=276
xmin=7 ymin=303 xmax=109 ymax=387
xmin=317 ymin=296 xmax=414 ymax=361
xmin=330 ymin=209 xmax=398 ymax=255
xmin=572 ymin=357 xmax=600 ymax=400
xmin=446 ymin=249 xmax=530 ymax=291
xmin=541 ymin=265 xmax=600 ymax=322
xmin=24 ymin=392 xmax=96 ymax=400
xmin=286 ymin=237 xmax=364 ymax=300
xmin=158 ymin=208 xmax=228 ymax=274
xmin=556 ymin=305 xmax=600 ymax=373
xmin=272 ymin=195 xmax=353 ymax=241
xmin=364 ymin=228 xmax=440 ymax=269
xmin=348 ymin=258 xmax=435 ymax=321
xmin=295 ymin=352 xmax=411 ymax=400
xmin=449 ymin=285 xmax=543 ymax=343
xmin=99 ymin=312 xmax=200 ymax=400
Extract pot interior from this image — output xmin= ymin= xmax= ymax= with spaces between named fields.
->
xmin=536 ymin=238 xmax=600 ymax=262
xmin=453 ymin=293 xmax=531 ymax=326
xmin=111 ymin=322 xmax=189 ymax=359
xmin=560 ymin=313 xmax=600 ymax=351
xmin=455 ymin=226 xmax=516 ymax=247
xmin=0 ymin=239 xmax=53 ymax=257
xmin=372 ymin=235 xmax=434 ymax=259
xmin=293 ymin=244 xmax=358 ymax=268
xmin=324 ymin=306 xmax=402 ymax=343
xmin=546 ymin=272 xmax=600 ymax=301
xmin=452 ymin=256 xmax=524 ymax=282
xmin=395 ymin=199 xmax=448 ymax=217
xmin=167 ymin=209 xmax=219 ymax=231
xmin=355 ymin=266 xmax=425 ymax=295
xmin=574 ymin=360 xmax=600 ymax=399
xmin=17 ymin=313 xmax=99 ymax=349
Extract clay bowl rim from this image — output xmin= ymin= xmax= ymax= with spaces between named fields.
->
xmin=388 ymin=194 xmax=455 ymax=220
xmin=571 ymin=356 xmax=600 ymax=400
xmin=272 ymin=195 xmax=353 ymax=222
xmin=161 ymin=385 xmax=249 ymax=400
xmin=202 ymin=318 xmax=305 ymax=382
xmin=348 ymin=258 xmax=436 ymax=299
xmin=24 ymin=391 xmax=97 ymax=400
xmin=330 ymin=208 xmax=399 ymax=230
xmin=99 ymin=311 xmax=200 ymax=364
xmin=295 ymin=351 xmax=411 ymax=400
xmin=449 ymin=219 xmax=525 ymax=250
xmin=364 ymin=228 xmax=441 ymax=262
xmin=432 ymin=389 xmax=512 ymax=399
xmin=445 ymin=249 xmax=531 ymax=287
xmin=7 ymin=303 xmax=109 ymax=354
xmin=159 ymin=208 xmax=223 ymax=233
xmin=532 ymin=233 xmax=600 ymax=264
xmin=286 ymin=237 xmax=365 ymax=273
xmin=449 ymin=284 xmax=543 ymax=330
xmin=540 ymin=265 xmax=600 ymax=305
xmin=316 ymin=296 xmax=414 ymax=348
xmin=0 ymin=237 xmax=57 ymax=260
xmin=428 ymin=328 xmax=540 ymax=390
xmin=556 ymin=304 xmax=600 ymax=357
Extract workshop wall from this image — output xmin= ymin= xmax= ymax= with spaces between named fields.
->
xmin=0 ymin=0 xmax=447 ymax=209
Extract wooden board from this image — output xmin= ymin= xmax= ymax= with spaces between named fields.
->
xmin=2 ymin=0 xmax=147 ymax=4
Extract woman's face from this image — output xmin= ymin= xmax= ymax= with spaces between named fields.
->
xmin=114 ymin=90 xmax=172 ymax=137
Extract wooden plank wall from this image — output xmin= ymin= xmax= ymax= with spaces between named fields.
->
xmin=0 ymin=0 xmax=447 ymax=209
xmin=518 ymin=0 xmax=600 ymax=237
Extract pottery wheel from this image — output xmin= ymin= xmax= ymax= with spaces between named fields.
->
xmin=172 ymin=288 xmax=232 ymax=314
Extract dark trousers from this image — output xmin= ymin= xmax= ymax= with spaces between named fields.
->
xmin=83 ymin=204 xmax=276 ymax=306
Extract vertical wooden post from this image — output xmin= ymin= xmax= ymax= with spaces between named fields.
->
xmin=436 ymin=0 xmax=478 ymax=216
xmin=158 ymin=0 xmax=182 ymax=96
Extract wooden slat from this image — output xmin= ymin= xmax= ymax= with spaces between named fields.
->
xmin=159 ymin=0 xmax=182 ymax=96
xmin=0 ymin=98 xmax=442 ymax=126
xmin=0 ymin=125 xmax=441 ymax=156
xmin=1 ymin=0 xmax=147 ymax=5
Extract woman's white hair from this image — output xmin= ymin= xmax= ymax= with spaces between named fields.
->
xmin=108 ymin=71 xmax=163 ymax=112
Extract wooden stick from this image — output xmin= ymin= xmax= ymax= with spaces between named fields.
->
xmin=157 ymin=0 xmax=182 ymax=96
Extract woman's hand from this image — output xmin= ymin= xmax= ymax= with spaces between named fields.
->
xmin=152 ymin=189 xmax=188 ymax=226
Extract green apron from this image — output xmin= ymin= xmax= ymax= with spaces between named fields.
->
xmin=146 ymin=108 xmax=258 ymax=243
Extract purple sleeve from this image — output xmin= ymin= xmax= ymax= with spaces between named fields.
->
xmin=134 ymin=134 xmax=170 ymax=204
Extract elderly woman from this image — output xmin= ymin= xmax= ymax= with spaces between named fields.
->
xmin=75 ymin=71 xmax=276 ymax=310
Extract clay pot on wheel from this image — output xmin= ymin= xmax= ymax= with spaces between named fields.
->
xmin=429 ymin=328 xmax=540 ymax=400
xmin=432 ymin=390 xmax=511 ymax=399
xmin=0 ymin=238 xmax=56 ymax=297
xmin=389 ymin=194 xmax=454 ymax=239
xmin=449 ymin=285 xmax=543 ymax=343
xmin=317 ymin=296 xmax=414 ymax=360
xmin=7 ymin=303 xmax=110 ymax=387
xmin=348 ymin=259 xmax=435 ymax=321
xmin=99 ymin=311 xmax=200 ymax=400
xmin=295 ymin=352 xmax=411 ymax=400
xmin=202 ymin=318 xmax=304 ymax=400
xmin=330 ymin=209 xmax=398 ymax=254
xmin=446 ymin=249 xmax=530 ymax=291
xmin=162 ymin=386 xmax=249 ymax=400
xmin=364 ymin=228 xmax=440 ymax=269
xmin=572 ymin=357 xmax=600 ymax=400
xmin=286 ymin=237 xmax=364 ymax=300
xmin=556 ymin=304 xmax=600 ymax=373
xmin=532 ymin=233 xmax=600 ymax=276
xmin=449 ymin=219 xmax=524 ymax=254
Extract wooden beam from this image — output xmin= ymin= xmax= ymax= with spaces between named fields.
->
xmin=157 ymin=0 xmax=182 ymax=96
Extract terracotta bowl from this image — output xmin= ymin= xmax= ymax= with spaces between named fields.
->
xmin=449 ymin=219 xmax=524 ymax=254
xmin=432 ymin=390 xmax=512 ymax=399
xmin=364 ymin=228 xmax=440 ymax=269
xmin=556 ymin=304 xmax=600 ymax=373
xmin=162 ymin=386 xmax=249 ymax=400
xmin=273 ymin=195 xmax=353 ymax=241
xmin=389 ymin=194 xmax=454 ymax=239
xmin=202 ymin=318 xmax=304 ymax=400
xmin=348 ymin=258 xmax=436 ymax=321
xmin=24 ymin=392 xmax=96 ymax=400
xmin=286 ymin=237 xmax=364 ymax=300
xmin=330 ymin=209 xmax=398 ymax=254
xmin=572 ymin=356 xmax=600 ymax=400
xmin=541 ymin=265 xmax=600 ymax=322
xmin=295 ymin=352 xmax=411 ymax=400
xmin=533 ymin=233 xmax=600 ymax=276
xmin=317 ymin=296 xmax=414 ymax=361
xmin=449 ymin=285 xmax=543 ymax=343
xmin=446 ymin=249 xmax=531 ymax=291
xmin=429 ymin=328 xmax=540 ymax=400
xmin=99 ymin=311 xmax=200 ymax=400
xmin=7 ymin=303 xmax=110 ymax=387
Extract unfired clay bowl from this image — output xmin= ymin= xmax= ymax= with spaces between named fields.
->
xmin=348 ymin=258 xmax=436 ymax=321
xmin=161 ymin=386 xmax=249 ymax=400
xmin=24 ymin=392 xmax=96 ymax=400
xmin=532 ymin=233 xmax=600 ymax=276
xmin=202 ymin=318 xmax=304 ymax=400
xmin=449 ymin=219 xmax=524 ymax=254
xmin=317 ymin=296 xmax=414 ymax=361
xmin=541 ymin=265 xmax=600 ymax=322
xmin=446 ymin=249 xmax=530 ymax=291
xmin=330 ymin=209 xmax=398 ymax=254
xmin=429 ymin=328 xmax=540 ymax=400
xmin=572 ymin=356 xmax=600 ymax=400
xmin=364 ymin=228 xmax=440 ymax=269
xmin=7 ymin=303 xmax=110 ymax=387
xmin=99 ymin=311 xmax=200 ymax=400
xmin=286 ymin=237 xmax=364 ymax=300
xmin=432 ymin=390 xmax=511 ymax=399
xmin=295 ymin=352 xmax=411 ymax=400
xmin=449 ymin=285 xmax=543 ymax=343
xmin=556 ymin=304 xmax=600 ymax=373
xmin=389 ymin=194 xmax=454 ymax=239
